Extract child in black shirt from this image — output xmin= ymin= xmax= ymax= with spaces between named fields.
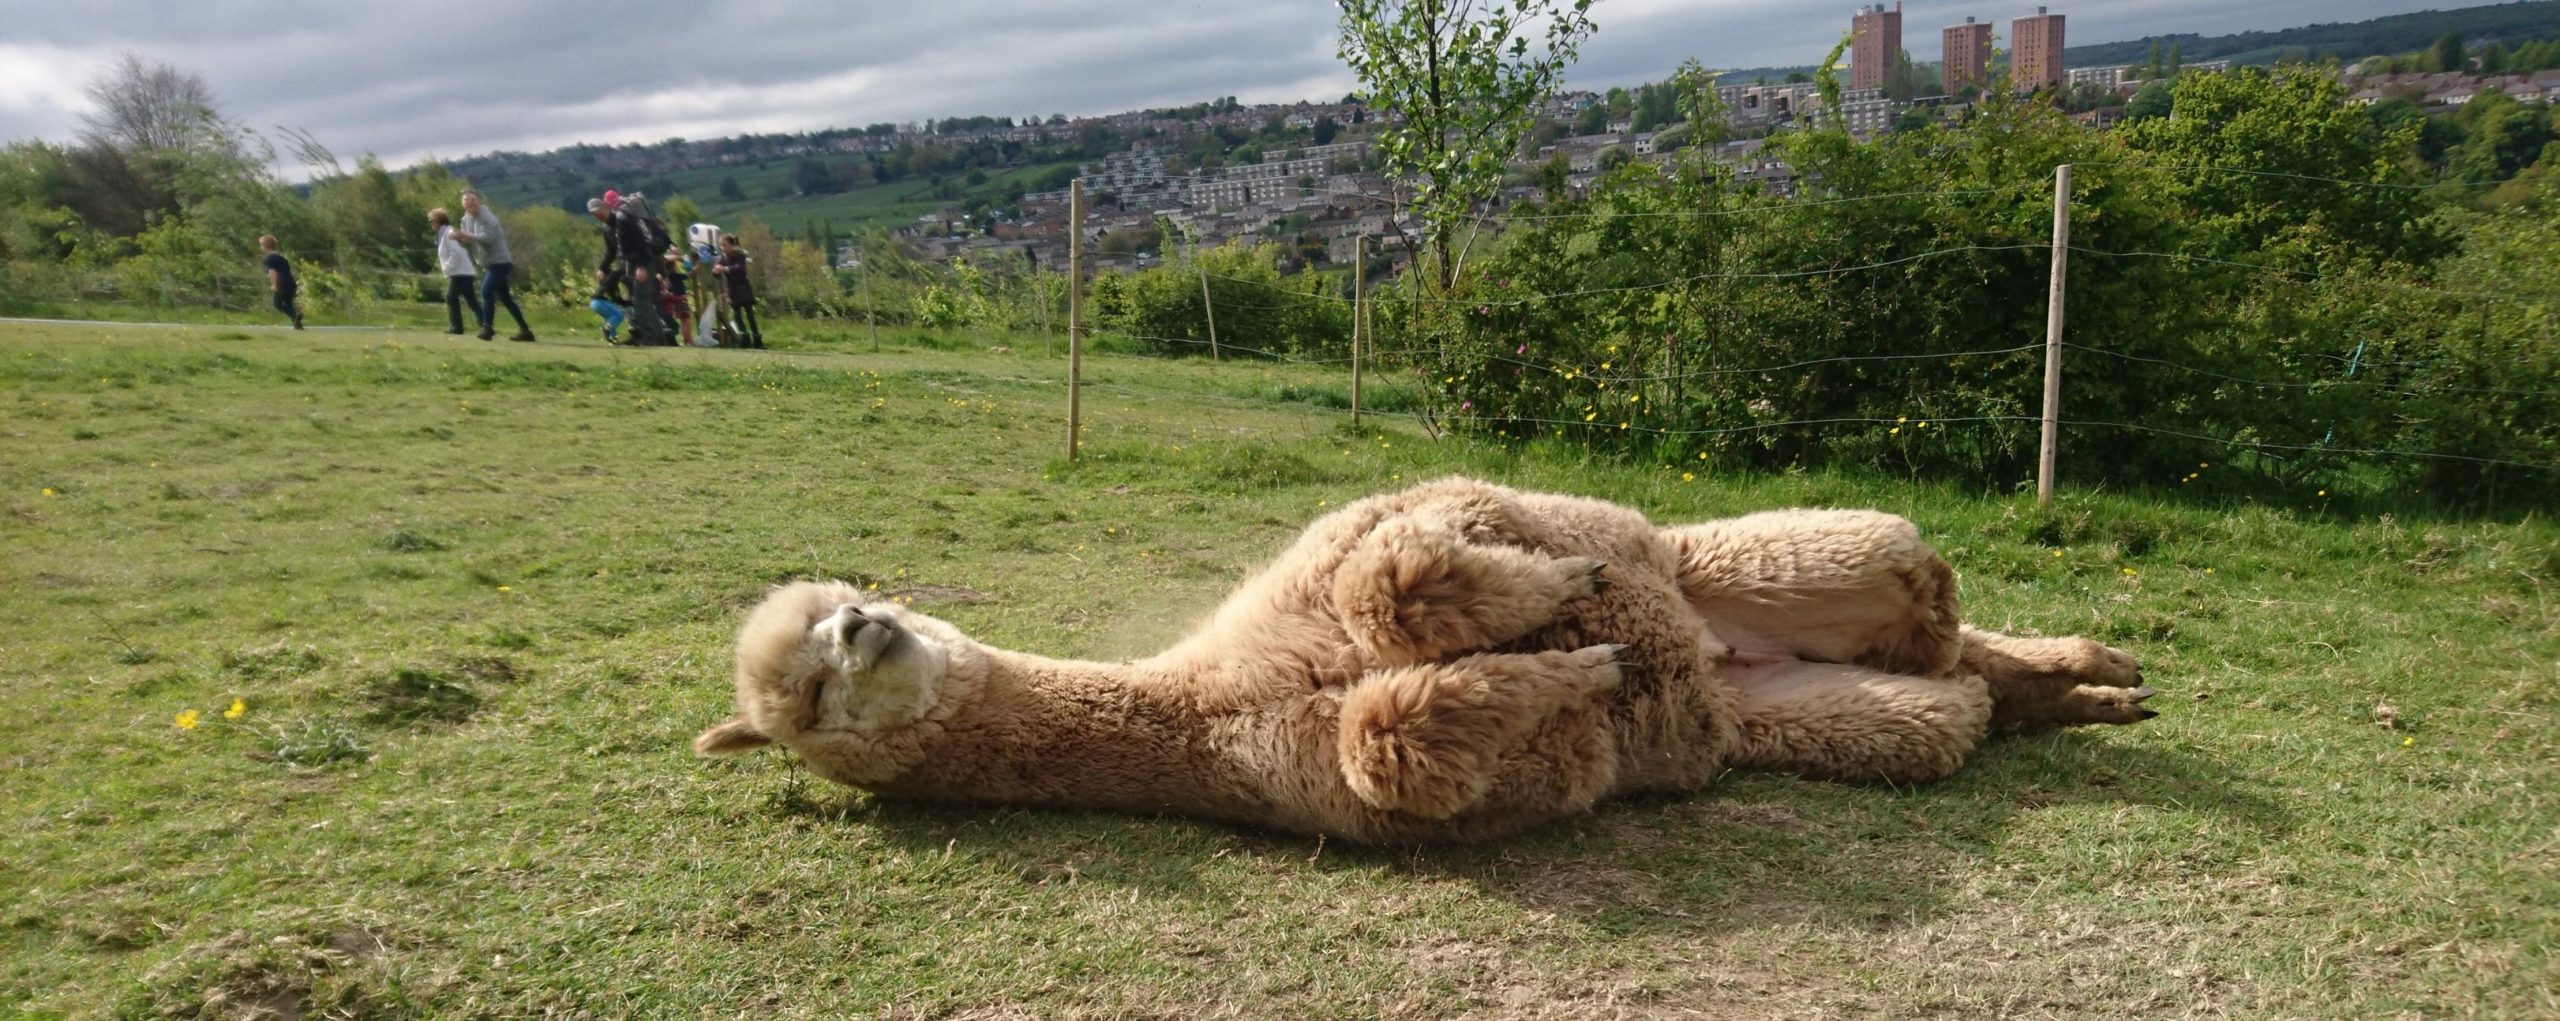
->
xmin=258 ymin=235 xmax=302 ymax=329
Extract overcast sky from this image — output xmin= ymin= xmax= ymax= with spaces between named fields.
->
xmin=0 ymin=0 xmax=2467 ymax=172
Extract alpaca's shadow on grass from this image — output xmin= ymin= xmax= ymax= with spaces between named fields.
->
xmin=781 ymin=728 xmax=2279 ymax=938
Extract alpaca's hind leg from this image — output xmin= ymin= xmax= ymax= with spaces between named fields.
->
xmin=1333 ymin=515 xmax=1610 ymax=666
xmin=1724 ymin=659 xmax=1992 ymax=784
xmin=1960 ymin=627 xmax=2157 ymax=730
xmin=1337 ymin=646 xmax=1624 ymax=819
xmin=1661 ymin=510 xmax=1962 ymax=677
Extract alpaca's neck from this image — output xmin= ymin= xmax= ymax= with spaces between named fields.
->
xmin=864 ymin=646 xmax=1242 ymax=818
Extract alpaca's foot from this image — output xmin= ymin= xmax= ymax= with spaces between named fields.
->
xmin=1964 ymin=630 xmax=2157 ymax=730
xmin=1337 ymin=646 xmax=1626 ymax=819
xmin=1561 ymin=642 xmax=1629 ymax=690
xmin=1335 ymin=518 xmax=1615 ymax=665
xmin=1559 ymin=556 xmax=1611 ymax=598
xmin=2051 ymin=683 xmax=2160 ymax=726
xmin=2036 ymin=636 xmax=2142 ymax=688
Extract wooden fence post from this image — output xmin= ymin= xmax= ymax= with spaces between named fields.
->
xmin=1352 ymin=234 xmax=1365 ymax=427
xmin=1068 ymin=179 xmax=1084 ymax=462
xmin=1194 ymin=225 xmax=1220 ymax=361
xmin=2038 ymin=164 xmax=2072 ymax=508
xmin=859 ymin=237 xmax=878 ymax=353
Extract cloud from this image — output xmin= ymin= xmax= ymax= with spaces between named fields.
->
xmin=0 ymin=42 xmax=121 ymax=142
xmin=0 ymin=0 xmax=2456 ymax=173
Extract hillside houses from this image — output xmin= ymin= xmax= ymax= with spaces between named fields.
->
xmin=2345 ymin=71 xmax=2560 ymax=107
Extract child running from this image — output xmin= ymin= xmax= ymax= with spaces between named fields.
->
xmin=258 ymin=235 xmax=302 ymax=329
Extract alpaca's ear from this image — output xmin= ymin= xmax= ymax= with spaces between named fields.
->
xmin=694 ymin=717 xmax=772 ymax=756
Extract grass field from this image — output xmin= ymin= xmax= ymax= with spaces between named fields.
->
xmin=3 ymin=320 xmax=2555 ymax=1019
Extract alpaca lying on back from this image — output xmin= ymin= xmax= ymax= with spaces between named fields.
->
xmin=695 ymin=477 xmax=2154 ymax=844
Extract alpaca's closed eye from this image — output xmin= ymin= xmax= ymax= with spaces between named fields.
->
xmin=808 ymin=677 xmax=827 ymax=719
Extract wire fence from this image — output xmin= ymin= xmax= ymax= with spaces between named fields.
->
xmin=12 ymin=159 xmax=2556 ymax=500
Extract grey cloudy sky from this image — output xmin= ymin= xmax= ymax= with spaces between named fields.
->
xmin=0 ymin=0 xmax=2461 ymax=171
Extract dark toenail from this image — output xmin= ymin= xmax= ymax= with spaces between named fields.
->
xmin=2137 ymin=709 xmax=2159 ymax=720
xmin=2132 ymin=687 xmax=2159 ymax=700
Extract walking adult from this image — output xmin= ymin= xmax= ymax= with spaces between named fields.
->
xmin=590 ymin=190 xmax=674 ymax=344
xmin=453 ymin=189 xmax=534 ymax=341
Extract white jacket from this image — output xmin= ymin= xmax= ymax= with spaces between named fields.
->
xmin=435 ymin=225 xmax=476 ymax=277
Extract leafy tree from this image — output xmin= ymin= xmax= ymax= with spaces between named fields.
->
xmin=2422 ymin=32 xmax=2465 ymax=72
xmin=1536 ymin=154 xmax=1570 ymax=201
xmin=663 ymin=195 xmax=701 ymax=232
xmin=2445 ymin=89 xmax=2555 ymax=184
xmin=2124 ymin=81 xmax=2173 ymax=123
xmin=1672 ymin=60 xmax=1732 ymax=146
xmin=2122 ymin=67 xmax=2445 ymax=267
xmin=1884 ymin=49 xmax=1927 ymax=102
xmin=66 ymin=54 xmax=231 ymax=238
xmin=1574 ymin=104 xmax=1609 ymax=136
xmin=717 ymin=176 xmax=745 ymax=202
xmin=1337 ymin=0 xmax=1597 ymax=290
xmin=1313 ymin=116 xmax=1340 ymax=145
xmin=792 ymin=158 xmax=838 ymax=195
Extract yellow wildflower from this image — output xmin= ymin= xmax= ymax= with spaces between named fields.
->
xmin=497 ymin=585 xmax=513 ymax=593
xmin=2121 ymin=567 xmax=2138 ymax=577
xmin=2401 ymin=737 xmax=2415 ymax=748
xmin=173 ymin=709 xmax=200 ymax=731
xmin=2053 ymin=550 xmax=2064 ymax=557
xmin=41 ymin=488 xmax=57 ymax=497
xmin=1682 ymin=472 xmax=1695 ymax=482
xmin=1889 ymin=427 xmax=1901 ymax=435
xmin=224 ymin=699 xmax=247 ymax=719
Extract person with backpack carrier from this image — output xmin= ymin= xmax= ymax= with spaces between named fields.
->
xmin=590 ymin=190 xmax=678 ymax=345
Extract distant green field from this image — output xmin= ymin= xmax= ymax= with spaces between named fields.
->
xmin=466 ymin=157 xmax=1079 ymax=235
xmin=3 ymin=321 xmax=2554 ymax=1018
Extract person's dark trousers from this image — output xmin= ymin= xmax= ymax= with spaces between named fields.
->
xmin=480 ymin=262 xmax=532 ymax=336
xmin=625 ymin=266 xmax=670 ymax=344
xmin=272 ymin=289 xmax=300 ymax=328
xmin=445 ymin=275 xmax=482 ymax=333
xmin=731 ymin=303 xmax=762 ymax=347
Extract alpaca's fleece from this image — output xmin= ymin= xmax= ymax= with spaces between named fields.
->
xmin=698 ymin=477 xmax=2155 ymax=843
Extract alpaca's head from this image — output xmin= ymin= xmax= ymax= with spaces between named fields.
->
xmin=693 ymin=581 xmax=959 ymax=775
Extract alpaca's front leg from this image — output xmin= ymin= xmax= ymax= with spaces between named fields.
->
xmin=1332 ymin=515 xmax=1609 ymax=666
xmin=1335 ymin=646 xmax=1624 ymax=819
